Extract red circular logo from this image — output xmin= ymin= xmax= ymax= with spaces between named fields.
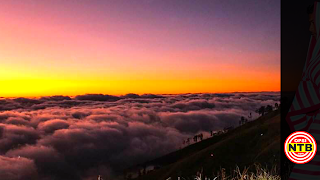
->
xmin=284 ymin=131 xmax=317 ymax=164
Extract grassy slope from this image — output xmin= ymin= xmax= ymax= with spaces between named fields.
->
xmin=133 ymin=110 xmax=280 ymax=180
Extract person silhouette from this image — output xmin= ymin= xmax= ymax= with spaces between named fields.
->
xmin=287 ymin=2 xmax=320 ymax=179
xmin=98 ymin=175 xmax=103 ymax=180
xmin=199 ymin=133 xmax=203 ymax=141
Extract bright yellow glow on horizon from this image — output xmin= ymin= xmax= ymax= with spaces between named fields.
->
xmin=0 ymin=64 xmax=280 ymax=98
xmin=0 ymin=78 xmax=280 ymax=98
xmin=0 ymin=52 xmax=280 ymax=98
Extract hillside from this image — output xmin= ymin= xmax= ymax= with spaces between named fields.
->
xmin=127 ymin=109 xmax=280 ymax=180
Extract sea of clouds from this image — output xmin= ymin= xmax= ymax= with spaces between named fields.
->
xmin=0 ymin=92 xmax=280 ymax=180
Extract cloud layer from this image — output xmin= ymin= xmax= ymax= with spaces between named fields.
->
xmin=0 ymin=92 xmax=279 ymax=180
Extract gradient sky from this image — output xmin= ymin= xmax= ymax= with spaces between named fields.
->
xmin=0 ymin=0 xmax=280 ymax=97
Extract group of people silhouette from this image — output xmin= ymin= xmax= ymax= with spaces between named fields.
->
xmin=183 ymin=133 xmax=204 ymax=146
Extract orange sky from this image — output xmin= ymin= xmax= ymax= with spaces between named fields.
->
xmin=0 ymin=0 xmax=280 ymax=97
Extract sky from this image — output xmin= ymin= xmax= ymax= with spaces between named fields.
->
xmin=0 ymin=0 xmax=280 ymax=97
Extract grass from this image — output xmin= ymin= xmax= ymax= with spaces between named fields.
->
xmin=132 ymin=109 xmax=281 ymax=180
xmin=162 ymin=163 xmax=280 ymax=180
xmin=211 ymin=164 xmax=280 ymax=180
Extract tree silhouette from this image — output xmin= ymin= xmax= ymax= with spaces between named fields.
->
xmin=266 ymin=105 xmax=273 ymax=113
xmin=257 ymin=106 xmax=266 ymax=116
xmin=241 ymin=116 xmax=245 ymax=125
xmin=143 ymin=165 xmax=146 ymax=175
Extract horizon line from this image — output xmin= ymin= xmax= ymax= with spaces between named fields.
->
xmin=0 ymin=90 xmax=281 ymax=99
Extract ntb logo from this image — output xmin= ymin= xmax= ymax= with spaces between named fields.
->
xmin=285 ymin=131 xmax=317 ymax=164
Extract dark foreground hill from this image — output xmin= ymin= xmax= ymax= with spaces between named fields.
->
xmin=126 ymin=109 xmax=280 ymax=180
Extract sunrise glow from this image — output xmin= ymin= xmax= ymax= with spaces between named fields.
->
xmin=0 ymin=0 xmax=280 ymax=97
